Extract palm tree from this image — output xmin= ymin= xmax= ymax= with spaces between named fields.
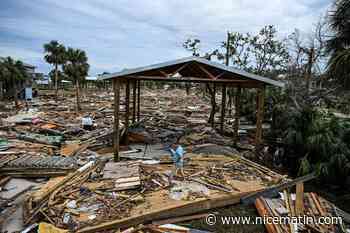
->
xmin=1 ymin=57 xmax=27 ymax=107
xmin=63 ymin=48 xmax=89 ymax=112
xmin=44 ymin=40 xmax=66 ymax=99
xmin=0 ymin=60 xmax=9 ymax=100
xmin=326 ymin=0 xmax=350 ymax=89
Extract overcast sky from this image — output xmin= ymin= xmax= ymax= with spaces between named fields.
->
xmin=0 ymin=0 xmax=332 ymax=76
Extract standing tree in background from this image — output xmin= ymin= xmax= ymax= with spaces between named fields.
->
xmin=217 ymin=32 xmax=251 ymax=115
xmin=63 ymin=48 xmax=89 ymax=112
xmin=218 ymin=32 xmax=251 ymax=70
xmin=0 ymin=60 xmax=9 ymax=100
xmin=44 ymin=40 xmax=66 ymax=99
xmin=183 ymin=38 xmax=201 ymax=56
xmin=327 ymin=0 xmax=350 ymax=89
xmin=250 ymin=25 xmax=289 ymax=76
xmin=288 ymin=19 xmax=327 ymax=92
xmin=1 ymin=57 xmax=27 ymax=107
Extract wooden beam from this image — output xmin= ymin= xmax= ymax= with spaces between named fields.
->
xmin=125 ymin=80 xmax=130 ymax=147
xmin=220 ymin=84 xmax=226 ymax=134
xmin=132 ymin=75 xmax=245 ymax=82
xmin=233 ymin=87 xmax=241 ymax=142
xmin=137 ymin=80 xmax=141 ymax=121
xmin=125 ymin=75 xmax=262 ymax=87
xmin=158 ymin=70 xmax=168 ymax=77
xmin=295 ymin=182 xmax=304 ymax=215
xmin=195 ymin=63 xmax=216 ymax=79
xmin=215 ymin=72 xmax=226 ymax=79
xmin=168 ymin=63 xmax=188 ymax=77
xmin=241 ymin=172 xmax=317 ymax=204
xmin=113 ymin=79 xmax=120 ymax=161
xmin=132 ymin=80 xmax=137 ymax=123
xmin=77 ymin=191 xmax=254 ymax=233
xmin=255 ymin=86 xmax=265 ymax=145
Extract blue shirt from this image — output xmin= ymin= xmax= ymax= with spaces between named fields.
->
xmin=169 ymin=145 xmax=184 ymax=163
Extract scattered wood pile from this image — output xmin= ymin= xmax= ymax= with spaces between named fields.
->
xmin=18 ymin=154 xmax=286 ymax=232
xmin=255 ymin=182 xmax=350 ymax=233
xmin=0 ymin=89 xmax=348 ymax=233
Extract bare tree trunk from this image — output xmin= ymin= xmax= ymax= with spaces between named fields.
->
xmin=55 ymin=63 xmax=58 ymax=100
xmin=76 ymin=79 xmax=81 ymax=112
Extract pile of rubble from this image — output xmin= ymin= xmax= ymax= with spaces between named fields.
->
xmin=0 ymin=88 xmax=346 ymax=233
xmin=255 ymin=189 xmax=350 ymax=233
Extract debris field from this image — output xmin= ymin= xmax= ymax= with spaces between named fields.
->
xmin=0 ymin=88 xmax=347 ymax=233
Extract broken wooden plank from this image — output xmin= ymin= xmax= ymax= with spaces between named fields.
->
xmin=255 ymin=198 xmax=279 ymax=233
xmin=189 ymin=178 xmax=232 ymax=193
xmin=77 ymin=190 xmax=253 ymax=233
xmin=310 ymin=192 xmax=326 ymax=216
xmin=241 ymin=172 xmax=316 ymax=204
xmin=295 ymin=182 xmax=304 ymax=215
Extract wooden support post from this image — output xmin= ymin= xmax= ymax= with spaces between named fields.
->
xmin=209 ymin=84 xmax=216 ymax=128
xmin=220 ymin=84 xmax=226 ymax=134
xmin=234 ymin=87 xmax=241 ymax=142
xmin=113 ymin=79 xmax=120 ymax=162
xmin=137 ymin=80 xmax=141 ymax=121
xmin=295 ymin=182 xmax=304 ymax=215
xmin=125 ymin=79 xmax=130 ymax=147
xmin=255 ymin=86 xmax=265 ymax=145
xmin=132 ymin=80 xmax=137 ymax=123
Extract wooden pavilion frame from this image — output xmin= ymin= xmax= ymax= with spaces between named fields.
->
xmin=100 ymin=57 xmax=284 ymax=161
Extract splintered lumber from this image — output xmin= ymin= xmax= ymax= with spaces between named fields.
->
xmin=261 ymin=199 xmax=284 ymax=233
xmin=77 ymin=191 xmax=252 ymax=233
xmin=25 ymin=161 xmax=98 ymax=224
xmin=189 ymin=178 xmax=232 ymax=193
xmin=114 ymin=177 xmax=141 ymax=191
xmin=255 ymin=198 xmax=278 ymax=233
xmin=305 ymin=193 xmax=319 ymax=216
xmin=310 ymin=192 xmax=326 ymax=216
xmin=234 ymin=155 xmax=282 ymax=179
xmin=31 ymin=161 xmax=95 ymax=203
xmin=241 ymin=172 xmax=316 ymax=204
xmin=283 ymin=190 xmax=294 ymax=233
xmin=295 ymin=182 xmax=304 ymax=215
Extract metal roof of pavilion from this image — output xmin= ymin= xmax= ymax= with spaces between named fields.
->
xmin=99 ymin=56 xmax=284 ymax=88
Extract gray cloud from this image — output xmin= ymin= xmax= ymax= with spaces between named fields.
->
xmin=0 ymin=0 xmax=332 ymax=75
